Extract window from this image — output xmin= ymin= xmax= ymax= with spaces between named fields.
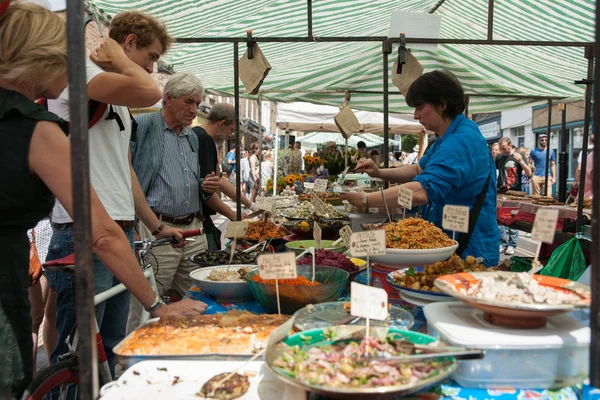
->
xmin=514 ymin=126 xmax=525 ymax=148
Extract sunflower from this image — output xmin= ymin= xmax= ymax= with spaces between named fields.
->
xmin=313 ymin=156 xmax=323 ymax=165
xmin=285 ymin=176 xmax=295 ymax=185
xmin=304 ymin=156 xmax=314 ymax=165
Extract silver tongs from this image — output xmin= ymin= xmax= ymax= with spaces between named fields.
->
xmin=369 ymin=349 xmax=484 ymax=364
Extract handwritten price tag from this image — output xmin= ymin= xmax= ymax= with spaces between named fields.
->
xmin=442 ymin=205 xmax=470 ymax=233
xmin=531 ymin=209 xmax=560 ymax=244
xmin=333 ymin=185 xmax=345 ymax=193
xmin=397 ymin=187 xmax=413 ymax=209
xmin=303 ymin=182 xmax=315 ymax=189
xmin=350 ymin=282 xmax=388 ymax=321
xmin=255 ymin=198 xmax=274 ymax=213
xmin=224 ymin=221 xmax=249 ymax=238
xmin=350 ymin=230 xmax=386 ymax=257
xmin=258 ymin=253 xmax=298 ymax=280
xmin=313 ymin=179 xmax=329 ymax=193
xmin=313 ymin=222 xmax=322 ymax=249
xmin=311 ymin=193 xmax=326 ymax=214
xmin=339 ymin=226 xmax=353 ymax=249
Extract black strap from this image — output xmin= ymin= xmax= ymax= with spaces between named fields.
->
xmin=456 ymin=170 xmax=492 ymax=256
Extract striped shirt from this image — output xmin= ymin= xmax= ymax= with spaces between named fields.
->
xmin=146 ymin=118 xmax=200 ymax=217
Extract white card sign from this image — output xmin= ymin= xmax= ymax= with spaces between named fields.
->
xmin=224 ymin=221 xmax=249 ymax=238
xmin=313 ymin=179 xmax=329 ymax=193
xmin=397 ymin=187 xmax=413 ymax=209
xmin=303 ymin=182 xmax=315 ymax=189
xmin=258 ymin=253 xmax=298 ymax=280
xmin=339 ymin=225 xmax=353 ymax=249
xmin=255 ymin=198 xmax=274 ymax=213
xmin=313 ymin=222 xmax=322 ymax=249
xmin=311 ymin=193 xmax=326 ymax=214
xmin=531 ymin=209 xmax=560 ymax=244
xmin=350 ymin=282 xmax=388 ymax=321
xmin=442 ymin=205 xmax=470 ymax=234
xmin=350 ymin=230 xmax=386 ymax=257
xmin=333 ymin=185 xmax=345 ymax=193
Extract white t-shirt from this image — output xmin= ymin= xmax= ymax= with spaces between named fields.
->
xmin=578 ymin=145 xmax=594 ymax=166
xmin=49 ymin=61 xmax=135 ymax=223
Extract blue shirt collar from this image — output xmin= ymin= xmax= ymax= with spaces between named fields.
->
xmin=440 ymin=114 xmax=465 ymax=140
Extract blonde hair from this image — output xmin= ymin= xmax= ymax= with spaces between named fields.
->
xmin=0 ymin=2 xmax=67 ymax=88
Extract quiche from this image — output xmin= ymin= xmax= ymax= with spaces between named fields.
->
xmin=116 ymin=311 xmax=290 ymax=356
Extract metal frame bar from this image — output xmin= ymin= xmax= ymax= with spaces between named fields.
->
xmin=544 ymin=99 xmax=552 ymax=196
xmin=66 ymin=0 xmax=97 ymax=398
xmin=233 ymin=42 xmax=242 ymax=220
xmin=487 ymin=0 xmax=495 ymax=41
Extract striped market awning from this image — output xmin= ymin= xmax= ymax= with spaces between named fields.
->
xmin=85 ymin=0 xmax=593 ymax=114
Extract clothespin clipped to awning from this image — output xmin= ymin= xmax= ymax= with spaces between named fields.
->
xmin=396 ymin=32 xmax=407 ymax=74
xmin=239 ymin=29 xmax=272 ymax=95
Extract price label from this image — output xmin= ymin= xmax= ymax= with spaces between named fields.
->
xmin=303 ymin=182 xmax=315 ymax=189
xmin=313 ymin=179 xmax=329 ymax=193
xmin=339 ymin=225 xmax=353 ymax=249
xmin=224 ymin=221 xmax=249 ymax=238
xmin=311 ymin=193 xmax=326 ymax=214
xmin=333 ymin=185 xmax=345 ymax=193
xmin=397 ymin=187 xmax=413 ymax=209
xmin=258 ymin=253 xmax=298 ymax=280
xmin=313 ymin=222 xmax=322 ymax=249
xmin=350 ymin=230 xmax=386 ymax=257
xmin=368 ymin=207 xmax=379 ymax=214
xmin=350 ymin=282 xmax=388 ymax=321
xmin=442 ymin=205 xmax=470 ymax=234
xmin=255 ymin=198 xmax=274 ymax=213
xmin=531 ymin=209 xmax=560 ymax=243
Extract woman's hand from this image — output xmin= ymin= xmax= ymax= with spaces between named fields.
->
xmin=153 ymin=299 xmax=208 ymax=318
xmin=354 ymin=158 xmax=380 ymax=178
xmin=339 ymin=192 xmax=364 ymax=207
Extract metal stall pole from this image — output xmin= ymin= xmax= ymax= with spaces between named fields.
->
xmin=558 ymin=103 xmax=568 ymax=202
xmin=590 ymin=2 xmax=600 ymax=384
xmin=464 ymin=95 xmax=470 ymax=118
xmin=487 ymin=0 xmax=495 ymax=41
xmin=234 ymin=42 xmax=242 ymax=219
xmin=66 ymin=0 xmax=97 ymax=398
xmin=307 ymin=0 xmax=313 ymax=38
xmin=544 ymin=99 xmax=553 ymax=197
xmin=382 ymin=40 xmax=392 ymax=180
xmin=257 ymin=93 xmax=263 ymax=196
xmin=576 ymin=47 xmax=594 ymax=233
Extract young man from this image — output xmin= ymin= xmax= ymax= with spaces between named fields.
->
xmin=496 ymin=137 xmax=532 ymax=255
xmin=529 ymin=134 xmax=556 ymax=196
xmin=240 ymin=149 xmax=251 ymax=197
xmin=127 ymin=72 xmax=221 ymax=332
xmin=192 ymin=104 xmax=257 ymax=250
xmin=45 ymin=11 xmax=192 ymax=374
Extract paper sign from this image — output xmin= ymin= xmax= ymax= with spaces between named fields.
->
xmin=258 ymin=253 xmax=298 ymax=280
xmin=311 ymin=194 xmax=326 ymax=214
xmin=442 ymin=205 xmax=470 ymax=234
xmin=255 ymin=198 xmax=274 ymax=213
xmin=333 ymin=185 xmax=345 ymax=193
xmin=313 ymin=179 xmax=328 ymax=193
xmin=334 ymin=105 xmax=360 ymax=139
xmin=224 ymin=221 xmax=249 ymax=238
xmin=238 ymin=43 xmax=271 ymax=95
xmin=350 ymin=282 xmax=388 ymax=321
xmin=350 ymin=230 xmax=386 ymax=257
xmin=368 ymin=207 xmax=380 ymax=214
xmin=531 ymin=209 xmax=560 ymax=244
xmin=313 ymin=222 xmax=322 ymax=249
xmin=303 ymin=182 xmax=315 ymax=189
xmin=397 ymin=187 xmax=413 ymax=209
xmin=339 ymin=226 xmax=353 ymax=249
xmin=392 ymin=50 xmax=424 ymax=97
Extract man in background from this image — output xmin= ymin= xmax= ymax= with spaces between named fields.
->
xmin=529 ymin=134 xmax=556 ymax=196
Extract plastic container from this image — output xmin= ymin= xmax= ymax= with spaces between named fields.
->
xmin=424 ymin=302 xmax=590 ymax=389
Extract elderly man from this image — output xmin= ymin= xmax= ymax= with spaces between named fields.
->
xmin=127 ymin=72 xmax=221 ymax=332
xmin=192 ymin=104 xmax=258 ymax=250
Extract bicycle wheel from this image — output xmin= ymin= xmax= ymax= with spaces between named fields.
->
xmin=22 ymin=358 xmax=79 ymax=400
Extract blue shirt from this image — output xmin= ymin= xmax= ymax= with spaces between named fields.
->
xmin=414 ymin=114 xmax=499 ymax=267
xmin=529 ymin=147 xmax=555 ymax=177
xmin=227 ymin=150 xmax=237 ymax=172
xmin=145 ymin=117 xmax=200 ymax=217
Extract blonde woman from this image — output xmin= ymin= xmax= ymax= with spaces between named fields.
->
xmin=0 ymin=3 xmax=205 ymax=397
xmin=261 ymin=151 xmax=274 ymax=193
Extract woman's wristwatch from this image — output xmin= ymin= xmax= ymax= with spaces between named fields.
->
xmin=145 ymin=295 xmax=166 ymax=313
xmin=362 ymin=193 xmax=369 ymax=207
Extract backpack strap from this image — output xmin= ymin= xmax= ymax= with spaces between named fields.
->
xmin=456 ymin=167 xmax=492 ymax=257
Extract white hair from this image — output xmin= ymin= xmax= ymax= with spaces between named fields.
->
xmin=162 ymin=72 xmax=204 ymax=105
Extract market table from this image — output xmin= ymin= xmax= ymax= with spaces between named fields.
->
xmin=180 ymin=269 xmax=592 ymax=400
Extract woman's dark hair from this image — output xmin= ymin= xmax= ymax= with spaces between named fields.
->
xmin=357 ymin=141 xmax=366 ymax=149
xmin=406 ymin=70 xmax=465 ymax=120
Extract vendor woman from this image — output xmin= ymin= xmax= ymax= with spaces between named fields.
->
xmin=341 ymin=70 xmax=499 ymax=267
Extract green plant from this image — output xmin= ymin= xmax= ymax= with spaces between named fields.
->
xmin=402 ymin=134 xmax=419 ymax=153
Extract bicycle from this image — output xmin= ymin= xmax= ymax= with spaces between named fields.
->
xmin=21 ymin=229 xmax=203 ymax=400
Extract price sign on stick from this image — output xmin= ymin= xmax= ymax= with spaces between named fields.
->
xmin=339 ymin=226 xmax=353 ymax=249
xmin=530 ymin=209 xmax=560 ymax=273
xmin=350 ymin=282 xmax=388 ymax=348
xmin=398 ymin=187 xmax=413 ymax=219
xmin=311 ymin=193 xmax=326 ymax=214
xmin=304 ymin=182 xmax=315 ymax=189
xmin=255 ymin=198 xmax=274 ymax=213
xmin=258 ymin=253 xmax=298 ymax=316
xmin=350 ymin=230 xmax=386 ymax=287
xmin=313 ymin=222 xmax=322 ymax=249
xmin=313 ymin=179 xmax=329 ymax=193
xmin=442 ymin=205 xmax=469 ymax=253
xmin=224 ymin=221 xmax=249 ymax=239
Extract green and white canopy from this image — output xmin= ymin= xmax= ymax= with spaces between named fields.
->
xmin=299 ymin=132 xmax=401 ymax=149
xmin=86 ymin=0 xmax=593 ymax=114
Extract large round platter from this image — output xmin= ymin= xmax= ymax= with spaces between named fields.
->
xmin=292 ymin=301 xmax=414 ymax=332
xmin=266 ymin=326 xmax=457 ymax=398
xmin=189 ymin=265 xmax=256 ymax=303
xmin=434 ymin=271 xmax=591 ymax=329
xmin=369 ymin=241 xmax=459 ymax=268
xmin=387 ymin=269 xmax=453 ymax=302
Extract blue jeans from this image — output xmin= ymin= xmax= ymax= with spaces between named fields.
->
xmin=499 ymin=225 xmax=519 ymax=248
xmin=45 ymin=224 xmax=134 ymax=378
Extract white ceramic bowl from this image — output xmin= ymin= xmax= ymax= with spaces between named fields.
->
xmin=189 ymin=265 xmax=257 ymax=303
xmin=369 ymin=241 xmax=459 ymax=268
